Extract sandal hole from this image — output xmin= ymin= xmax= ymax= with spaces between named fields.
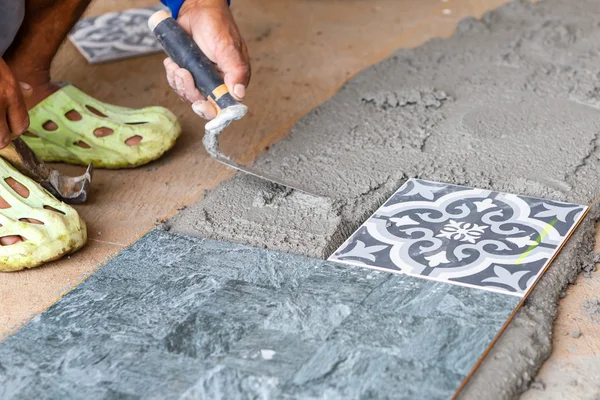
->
xmin=93 ymin=127 xmax=114 ymax=138
xmin=5 ymin=178 xmax=30 ymax=199
xmin=0 ymin=235 xmax=25 ymax=246
xmin=43 ymin=120 xmax=58 ymax=131
xmin=0 ymin=194 xmax=10 ymax=209
xmin=125 ymin=135 xmax=142 ymax=146
xmin=65 ymin=110 xmax=82 ymax=121
xmin=19 ymin=218 xmax=44 ymax=225
xmin=44 ymin=205 xmax=66 ymax=215
xmin=75 ymin=141 xmax=91 ymax=149
xmin=125 ymin=121 xmax=148 ymax=125
xmin=86 ymin=105 xmax=107 ymax=118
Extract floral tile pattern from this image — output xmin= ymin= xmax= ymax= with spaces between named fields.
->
xmin=68 ymin=5 xmax=166 ymax=64
xmin=329 ymin=179 xmax=587 ymax=296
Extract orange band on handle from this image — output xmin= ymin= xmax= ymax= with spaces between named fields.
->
xmin=211 ymin=84 xmax=229 ymax=101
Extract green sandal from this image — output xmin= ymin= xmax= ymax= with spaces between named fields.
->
xmin=0 ymin=157 xmax=87 ymax=272
xmin=22 ymin=85 xmax=181 ymax=169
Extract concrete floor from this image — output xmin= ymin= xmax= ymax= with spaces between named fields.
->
xmin=0 ymin=0 xmax=598 ymax=398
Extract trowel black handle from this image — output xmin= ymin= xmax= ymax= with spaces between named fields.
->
xmin=148 ymin=10 xmax=240 ymax=112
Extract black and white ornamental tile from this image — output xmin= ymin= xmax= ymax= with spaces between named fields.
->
xmin=68 ymin=5 xmax=166 ymax=64
xmin=329 ymin=179 xmax=587 ymax=297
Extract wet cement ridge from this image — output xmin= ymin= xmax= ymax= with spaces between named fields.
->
xmin=170 ymin=0 xmax=600 ymax=398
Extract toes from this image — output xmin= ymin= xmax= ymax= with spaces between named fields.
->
xmin=20 ymin=218 xmax=44 ymax=225
xmin=5 ymin=177 xmax=30 ymax=199
xmin=93 ymin=127 xmax=114 ymax=138
xmin=125 ymin=135 xmax=142 ymax=146
xmin=43 ymin=120 xmax=58 ymax=131
xmin=0 ymin=235 xmax=23 ymax=246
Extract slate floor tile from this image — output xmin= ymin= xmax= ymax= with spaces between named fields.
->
xmin=222 ymin=330 xmax=321 ymax=381
xmin=360 ymin=274 xmax=519 ymax=321
xmin=329 ymin=178 xmax=587 ymax=296
xmin=0 ymin=231 xmax=521 ymax=399
xmin=68 ymin=6 xmax=165 ymax=64
xmin=288 ymin=343 xmax=460 ymax=400
xmin=172 ymin=240 xmax=318 ymax=290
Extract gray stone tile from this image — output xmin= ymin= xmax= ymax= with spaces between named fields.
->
xmin=0 ymin=230 xmax=519 ymax=399
xmin=222 ymin=330 xmax=321 ymax=381
xmin=288 ymin=343 xmax=460 ymax=400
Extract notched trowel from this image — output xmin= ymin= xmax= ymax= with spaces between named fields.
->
xmin=149 ymin=10 xmax=319 ymax=196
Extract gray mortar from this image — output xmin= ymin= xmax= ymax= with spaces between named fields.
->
xmin=172 ymin=0 xmax=600 ymax=398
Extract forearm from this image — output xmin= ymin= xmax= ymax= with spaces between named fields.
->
xmin=160 ymin=0 xmax=230 ymax=19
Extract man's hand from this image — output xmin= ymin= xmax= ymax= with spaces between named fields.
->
xmin=164 ymin=0 xmax=250 ymax=120
xmin=0 ymin=58 xmax=31 ymax=149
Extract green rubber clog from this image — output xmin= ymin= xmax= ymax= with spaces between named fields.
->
xmin=0 ymin=157 xmax=87 ymax=272
xmin=22 ymin=85 xmax=181 ymax=169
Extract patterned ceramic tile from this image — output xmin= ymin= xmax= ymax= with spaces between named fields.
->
xmin=68 ymin=5 xmax=166 ymax=64
xmin=329 ymin=179 xmax=587 ymax=296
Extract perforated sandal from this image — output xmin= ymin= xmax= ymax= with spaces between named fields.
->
xmin=22 ymin=85 xmax=181 ymax=169
xmin=0 ymin=157 xmax=87 ymax=272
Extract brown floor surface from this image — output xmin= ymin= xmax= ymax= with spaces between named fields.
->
xmin=1 ymin=0 xmax=595 ymax=397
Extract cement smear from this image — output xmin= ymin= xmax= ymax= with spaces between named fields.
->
xmin=582 ymin=298 xmax=600 ymax=319
xmin=171 ymin=0 xmax=600 ymax=398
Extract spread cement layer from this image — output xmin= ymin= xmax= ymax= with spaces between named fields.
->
xmin=171 ymin=0 xmax=600 ymax=398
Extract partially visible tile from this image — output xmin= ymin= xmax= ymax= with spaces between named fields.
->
xmin=329 ymin=178 xmax=587 ymax=296
xmin=68 ymin=6 xmax=165 ymax=64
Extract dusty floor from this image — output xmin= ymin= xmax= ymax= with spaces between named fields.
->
xmin=0 ymin=0 xmax=599 ymax=398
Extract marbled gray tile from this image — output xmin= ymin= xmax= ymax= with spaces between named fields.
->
xmin=0 ymin=230 xmax=520 ymax=399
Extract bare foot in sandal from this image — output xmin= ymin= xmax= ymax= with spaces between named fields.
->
xmin=0 ymin=159 xmax=87 ymax=272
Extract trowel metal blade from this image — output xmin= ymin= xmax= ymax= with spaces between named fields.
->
xmin=202 ymin=118 xmax=322 ymax=197
xmin=209 ymin=152 xmax=322 ymax=197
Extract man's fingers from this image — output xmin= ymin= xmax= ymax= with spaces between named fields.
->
xmin=6 ymin=102 xmax=29 ymax=138
xmin=19 ymin=82 xmax=32 ymax=99
xmin=218 ymin=41 xmax=251 ymax=101
xmin=165 ymin=57 xmax=207 ymax=104
xmin=174 ymin=68 xmax=204 ymax=103
xmin=163 ymin=57 xmax=179 ymax=89
xmin=192 ymin=99 xmax=217 ymax=120
xmin=0 ymin=113 xmax=11 ymax=148
xmin=5 ymin=82 xmax=30 ymax=142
